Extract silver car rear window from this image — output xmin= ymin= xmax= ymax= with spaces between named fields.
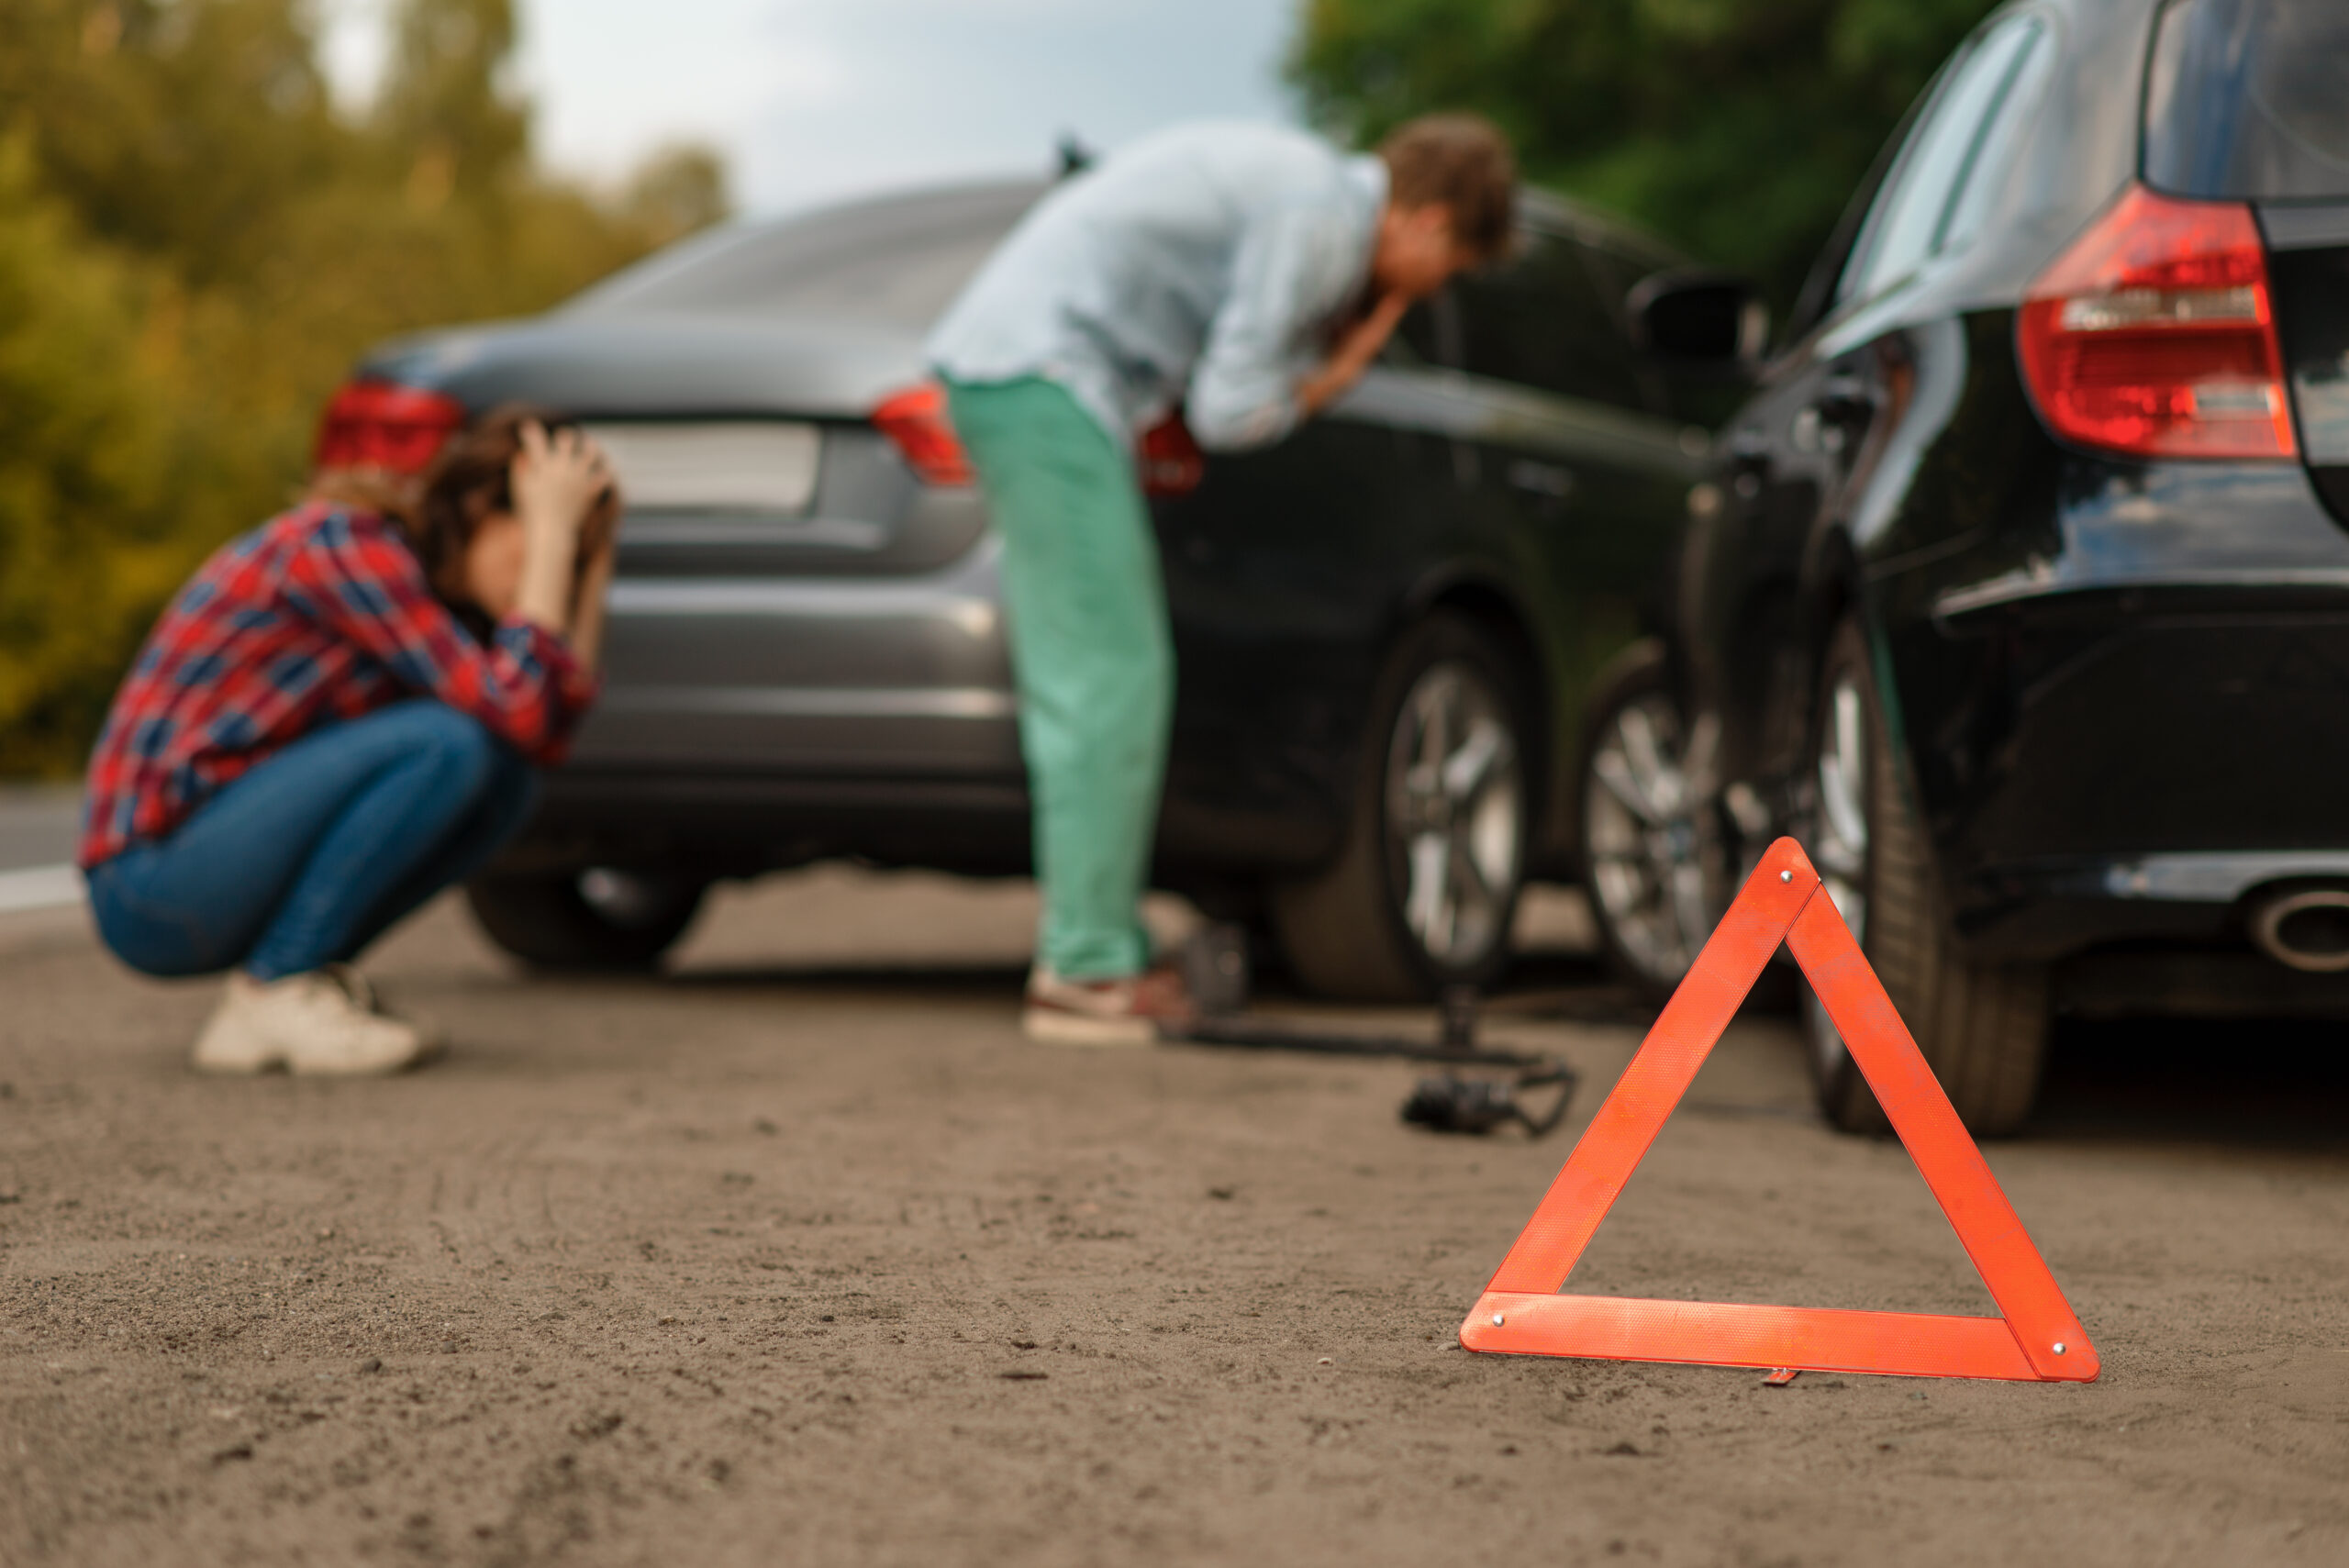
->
xmin=568 ymin=183 xmax=1041 ymax=328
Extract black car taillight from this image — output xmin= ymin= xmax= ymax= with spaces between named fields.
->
xmin=2018 ymin=183 xmax=2297 ymax=462
xmin=313 ymin=379 xmax=468 ymax=474
xmin=872 ymin=383 xmax=974 ymax=485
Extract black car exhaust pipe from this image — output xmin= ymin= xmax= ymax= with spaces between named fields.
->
xmin=2246 ymin=887 xmax=2349 ymax=973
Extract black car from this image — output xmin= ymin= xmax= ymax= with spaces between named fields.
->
xmin=318 ymin=177 xmax=1747 ymax=1000
xmin=1608 ymin=0 xmax=2349 ymax=1133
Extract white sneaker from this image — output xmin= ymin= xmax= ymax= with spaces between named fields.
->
xmin=190 ymin=966 xmax=441 ymax=1076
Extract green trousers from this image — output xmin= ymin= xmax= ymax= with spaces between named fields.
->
xmin=944 ymin=376 xmax=1172 ymax=980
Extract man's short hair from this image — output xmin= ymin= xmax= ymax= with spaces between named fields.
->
xmin=1377 ymin=114 xmax=1518 ymax=263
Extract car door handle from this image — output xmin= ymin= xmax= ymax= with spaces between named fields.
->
xmin=1506 ymin=459 xmax=1575 ymax=502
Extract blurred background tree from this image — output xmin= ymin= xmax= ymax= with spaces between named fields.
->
xmin=6 ymin=0 xmax=2003 ymax=778
xmin=0 ymin=0 xmax=730 ymax=774
xmin=1291 ymin=0 xmax=2001 ymax=311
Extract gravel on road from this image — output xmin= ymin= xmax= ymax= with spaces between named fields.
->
xmin=0 ymin=869 xmax=2343 ymax=1566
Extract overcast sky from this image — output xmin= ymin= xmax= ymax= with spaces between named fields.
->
xmin=320 ymin=0 xmax=1305 ymax=217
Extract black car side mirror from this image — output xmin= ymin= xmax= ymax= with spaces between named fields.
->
xmin=1628 ymin=272 xmax=1767 ymax=369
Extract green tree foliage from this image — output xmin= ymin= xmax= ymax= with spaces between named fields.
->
xmin=0 ymin=137 xmax=183 ymax=772
xmin=0 ymin=0 xmax=730 ymax=774
xmin=1290 ymin=0 xmax=2001 ymax=307
xmin=377 ymin=0 xmax=530 ymax=194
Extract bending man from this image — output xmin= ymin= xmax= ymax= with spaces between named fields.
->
xmin=928 ymin=115 xmax=1517 ymax=1043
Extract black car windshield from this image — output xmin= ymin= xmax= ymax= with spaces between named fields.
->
xmin=566 ymin=183 xmax=1041 ymax=327
xmin=2144 ymin=0 xmax=2349 ymax=202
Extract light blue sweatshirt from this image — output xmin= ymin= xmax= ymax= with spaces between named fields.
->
xmin=926 ymin=121 xmax=1387 ymax=453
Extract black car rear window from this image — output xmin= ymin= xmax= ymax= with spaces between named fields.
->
xmin=1453 ymin=230 xmax=1646 ymax=408
xmin=2144 ymin=0 xmax=2349 ymax=202
xmin=567 ymin=183 xmax=1040 ymax=328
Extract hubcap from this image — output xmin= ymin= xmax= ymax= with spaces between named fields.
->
xmin=1384 ymin=662 xmax=1523 ymax=967
xmin=1584 ymin=692 xmax=1713 ymax=986
xmin=1805 ymin=671 xmax=1871 ymax=1076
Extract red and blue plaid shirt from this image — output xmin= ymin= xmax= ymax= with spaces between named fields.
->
xmin=80 ymin=502 xmax=597 ymax=868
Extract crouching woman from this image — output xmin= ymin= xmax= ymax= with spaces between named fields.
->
xmin=78 ymin=407 xmax=619 ymax=1075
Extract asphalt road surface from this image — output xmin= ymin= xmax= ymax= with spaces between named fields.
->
xmin=0 ymin=790 xmax=80 ymax=917
xmin=0 ymin=788 xmax=77 ymax=874
xmin=0 ymin=869 xmax=2343 ymax=1565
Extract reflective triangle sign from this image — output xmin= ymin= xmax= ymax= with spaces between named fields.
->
xmin=1460 ymin=838 xmax=2098 ymax=1382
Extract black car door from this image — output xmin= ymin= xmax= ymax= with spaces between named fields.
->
xmin=1442 ymin=225 xmax=1713 ymax=860
xmin=1151 ymin=321 xmax=1462 ymax=869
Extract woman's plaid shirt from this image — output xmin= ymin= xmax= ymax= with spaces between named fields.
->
xmin=80 ymin=503 xmax=597 ymax=868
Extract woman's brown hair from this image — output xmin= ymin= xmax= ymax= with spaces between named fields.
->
xmin=309 ymin=403 xmax=616 ymax=618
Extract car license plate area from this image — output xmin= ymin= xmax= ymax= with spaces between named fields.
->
xmin=584 ymin=421 xmax=822 ymax=515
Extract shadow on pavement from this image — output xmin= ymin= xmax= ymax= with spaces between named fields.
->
xmin=657 ymin=941 xmax=1629 ymax=1009
xmin=2030 ymin=1016 xmax=2349 ymax=1153
xmin=662 ymin=961 xmax=1029 ymax=997
xmin=1507 ymin=949 xmax=2349 ymax=1154
xmin=639 ymin=945 xmax=2347 ymax=1154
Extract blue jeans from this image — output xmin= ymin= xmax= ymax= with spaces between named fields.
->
xmin=86 ymin=700 xmax=540 ymax=980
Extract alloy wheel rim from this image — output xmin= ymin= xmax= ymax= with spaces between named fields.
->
xmin=1384 ymin=662 xmax=1523 ymax=967
xmin=1805 ymin=671 xmax=1872 ymax=1077
xmin=1583 ymin=692 xmax=1710 ymax=986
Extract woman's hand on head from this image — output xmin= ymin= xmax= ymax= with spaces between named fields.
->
xmin=512 ymin=420 xmax=616 ymax=547
xmin=507 ymin=421 xmax=615 ymax=636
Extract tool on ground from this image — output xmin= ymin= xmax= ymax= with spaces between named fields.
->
xmin=1172 ymin=928 xmax=1576 ymax=1138
xmin=1457 ymin=838 xmax=2100 ymax=1383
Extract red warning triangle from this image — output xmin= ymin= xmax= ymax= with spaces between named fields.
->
xmin=1460 ymin=837 xmax=2098 ymax=1382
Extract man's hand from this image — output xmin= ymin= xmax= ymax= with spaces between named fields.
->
xmin=1297 ymin=292 xmax=1413 ymax=418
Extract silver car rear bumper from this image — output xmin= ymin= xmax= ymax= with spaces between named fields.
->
xmin=568 ymin=531 xmax=1020 ymax=778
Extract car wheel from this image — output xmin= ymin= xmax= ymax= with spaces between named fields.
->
xmin=1269 ymin=614 xmax=1531 ymax=1002
xmin=464 ymin=867 xmax=709 ymax=972
xmin=1800 ymin=617 xmax=2048 ymax=1137
xmin=1579 ymin=641 xmax=1723 ymax=997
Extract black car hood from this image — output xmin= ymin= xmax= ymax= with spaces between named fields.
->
xmin=356 ymin=312 xmax=928 ymax=420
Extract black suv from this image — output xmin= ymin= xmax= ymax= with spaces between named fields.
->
xmin=1597 ymin=0 xmax=2349 ymax=1132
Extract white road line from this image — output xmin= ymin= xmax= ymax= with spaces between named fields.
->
xmin=0 ymin=864 xmax=83 ymax=915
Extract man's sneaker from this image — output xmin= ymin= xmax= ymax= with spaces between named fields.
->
xmin=190 ymin=966 xmax=441 ymax=1077
xmin=1023 ymin=962 xmax=1198 ymax=1046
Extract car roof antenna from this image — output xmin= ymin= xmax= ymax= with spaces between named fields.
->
xmin=1055 ymin=132 xmax=1095 ymax=179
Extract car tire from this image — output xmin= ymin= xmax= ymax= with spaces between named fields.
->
xmin=1578 ymin=639 xmax=1725 ymax=999
xmin=1268 ymin=613 xmax=1531 ymax=1002
xmin=464 ymin=868 xmax=708 ymax=972
xmin=1800 ymin=617 xmax=2048 ymax=1137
